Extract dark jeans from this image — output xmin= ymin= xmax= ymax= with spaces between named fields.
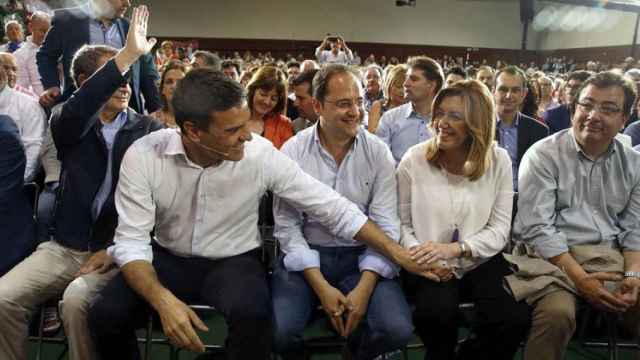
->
xmin=88 ymin=246 xmax=272 ymax=360
xmin=409 ymin=254 xmax=531 ymax=360
xmin=271 ymin=246 xmax=413 ymax=360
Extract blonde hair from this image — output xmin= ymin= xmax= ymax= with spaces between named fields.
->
xmin=383 ymin=65 xmax=407 ymax=99
xmin=425 ymin=79 xmax=496 ymax=181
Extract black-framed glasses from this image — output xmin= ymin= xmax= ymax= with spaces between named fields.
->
xmin=576 ymin=101 xmax=622 ymax=116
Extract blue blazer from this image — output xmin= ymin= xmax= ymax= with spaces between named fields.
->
xmin=36 ymin=6 xmax=161 ymax=114
xmin=0 ymin=115 xmax=36 ymax=276
xmin=542 ymin=104 xmax=571 ymax=135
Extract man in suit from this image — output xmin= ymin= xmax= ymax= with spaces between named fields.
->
xmin=0 ymin=115 xmax=36 ymax=277
xmin=542 ymin=70 xmax=592 ymax=134
xmin=36 ymin=0 xmax=161 ymax=114
xmin=0 ymin=7 xmax=162 ymax=359
xmin=494 ymin=66 xmax=549 ymax=191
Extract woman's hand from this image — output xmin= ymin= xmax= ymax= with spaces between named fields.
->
xmin=410 ymin=242 xmax=462 ymax=265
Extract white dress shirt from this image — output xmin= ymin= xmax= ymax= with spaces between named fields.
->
xmin=315 ymin=47 xmax=354 ymax=65
xmin=397 ymin=142 xmax=513 ymax=276
xmin=0 ymin=86 xmax=46 ymax=181
xmin=108 ymin=129 xmax=368 ymax=267
xmin=14 ymin=36 xmax=44 ymax=96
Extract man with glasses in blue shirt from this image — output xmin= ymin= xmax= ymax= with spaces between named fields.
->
xmin=272 ymin=64 xmax=413 ymax=360
xmin=514 ymin=71 xmax=640 ymax=360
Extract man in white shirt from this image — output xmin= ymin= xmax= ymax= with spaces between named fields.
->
xmin=88 ymin=68 xmax=434 ymax=360
xmin=0 ymin=55 xmax=45 ymax=181
xmin=315 ymin=35 xmax=354 ymax=65
xmin=14 ymin=11 xmax=50 ymax=96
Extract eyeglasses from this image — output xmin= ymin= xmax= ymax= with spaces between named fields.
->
xmin=576 ymin=101 xmax=622 ymax=116
xmin=324 ymin=98 xmax=364 ymax=110
xmin=433 ymin=110 xmax=465 ymax=122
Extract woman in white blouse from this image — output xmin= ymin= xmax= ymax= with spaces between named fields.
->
xmin=397 ymin=80 xmax=530 ymax=360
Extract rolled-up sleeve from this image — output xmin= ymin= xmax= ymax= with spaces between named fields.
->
xmin=513 ymin=147 xmax=568 ymax=259
xmin=358 ymin=144 xmax=400 ymax=278
xmin=22 ymin=102 xmax=46 ymax=181
xmin=266 ymin=145 xmax=368 ymax=254
xmin=107 ymin=144 xmax=156 ymax=267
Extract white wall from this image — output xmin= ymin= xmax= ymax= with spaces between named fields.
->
xmin=532 ymin=3 xmax=639 ymax=50
xmin=143 ymin=0 xmax=529 ymax=49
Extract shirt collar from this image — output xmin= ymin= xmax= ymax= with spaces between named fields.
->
xmin=311 ymin=121 xmax=362 ymax=152
xmin=100 ymin=110 xmax=127 ymax=128
xmin=497 ymin=112 xmax=520 ymax=128
xmin=568 ymin=128 xmax=616 ymax=161
xmin=164 ymin=129 xmax=188 ymax=156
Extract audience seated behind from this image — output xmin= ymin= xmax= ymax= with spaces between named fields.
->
xmin=2 ymin=2 xmax=640 ymax=359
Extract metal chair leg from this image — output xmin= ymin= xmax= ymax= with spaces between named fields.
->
xmin=607 ymin=313 xmax=619 ymax=360
xmin=144 ymin=313 xmax=153 ymax=360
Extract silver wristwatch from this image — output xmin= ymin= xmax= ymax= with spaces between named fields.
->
xmin=624 ymin=271 xmax=640 ymax=278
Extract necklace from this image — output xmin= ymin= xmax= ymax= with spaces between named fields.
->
xmin=440 ymin=161 xmax=465 ymax=243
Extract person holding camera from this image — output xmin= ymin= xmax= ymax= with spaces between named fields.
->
xmin=315 ymin=35 xmax=353 ymax=65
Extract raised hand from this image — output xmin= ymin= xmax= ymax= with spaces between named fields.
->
xmin=124 ymin=5 xmax=157 ymax=57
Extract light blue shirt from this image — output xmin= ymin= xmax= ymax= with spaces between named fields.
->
xmin=375 ymin=102 xmax=432 ymax=164
xmin=514 ymin=129 xmax=640 ymax=259
xmin=497 ymin=113 xmax=519 ymax=191
xmin=89 ymin=18 xmax=124 ymax=49
xmin=91 ymin=111 xmax=127 ymax=220
xmin=273 ymin=124 xmax=401 ymax=278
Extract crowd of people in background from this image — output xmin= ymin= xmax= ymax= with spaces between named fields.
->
xmin=2 ymin=1 xmax=640 ymax=360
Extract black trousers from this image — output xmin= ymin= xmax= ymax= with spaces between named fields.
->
xmin=88 ymin=246 xmax=272 ymax=360
xmin=409 ymin=254 xmax=531 ymax=360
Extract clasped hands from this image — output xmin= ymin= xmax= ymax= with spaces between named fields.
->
xmin=316 ymin=282 xmax=372 ymax=338
xmin=575 ymin=272 xmax=640 ymax=313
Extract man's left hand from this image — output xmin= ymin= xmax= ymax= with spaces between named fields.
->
xmin=76 ymin=250 xmax=114 ymax=277
xmin=343 ymin=284 xmax=373 ymax=337
xmin=617 ymin=277 xmax=640 ymax=307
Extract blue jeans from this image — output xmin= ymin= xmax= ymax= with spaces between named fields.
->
xmin=271 ymin=246 xmax=413 ymax=360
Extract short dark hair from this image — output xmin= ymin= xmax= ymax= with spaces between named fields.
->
xmin=286 ymin=61 xmax=300 ymax=70
xmin=292 ymin=69 xmax=319 ymax=95
xmin=571 ymin=71 xmax=638 ymax=117
xmin=446 ymin=66 xmax=467 ymax=79
xmin=567 ymin=70 xmax=593 ymax=83
xmin=71 ymin=44 xmax=118 ymax=87
xmin=172 ymin=68 xmax=245 ymax=133
xmin=407 ymin=56 xmax=444 ymax=94
xmin=312 ymin=64 xmax=359 ymax=103
xmin=221 ymin=60 xmax=240 ymax=74
xmin=495 ymin=65 xmax=528 ymax=88
xmin=192 ymin=50 xmax=221 ymax=71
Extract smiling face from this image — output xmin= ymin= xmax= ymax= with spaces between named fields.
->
xmin=94 ymin=55 xmax=131 ymax=112
xmin=314 ymin=72 xmax=364 ymax=141
xmin=364 ymin=67 xmax=381 ymax=96
xmin=433 ymin=95 xmax=470 ymax=152
xmin=494 ymin=72 xmax=527 ymax=118
xmin=572 ymin=84 xmax=628 ymax=153
xmin=251 ymin=87 xmax=280 ymax=118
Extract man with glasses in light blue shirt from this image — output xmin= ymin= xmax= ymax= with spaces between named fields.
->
xmin=514 ymin=71 xmax=640 ymax=360
xmin=375 ymin=56 xmax=443 ymax=164
xmin=272 ymin=64 xmax=413 ymax=360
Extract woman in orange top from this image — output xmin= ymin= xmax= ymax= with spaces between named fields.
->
xmin=246 ymin=66 xmax=293 ymax=149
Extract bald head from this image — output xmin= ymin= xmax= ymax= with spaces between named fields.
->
xmin=29 ymin=12 xmax=51 ymax=46
xmin=0 ymin=53 xmax=16 ymax=88
xmin=300 ymin=59 xmax=319 ymax=72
